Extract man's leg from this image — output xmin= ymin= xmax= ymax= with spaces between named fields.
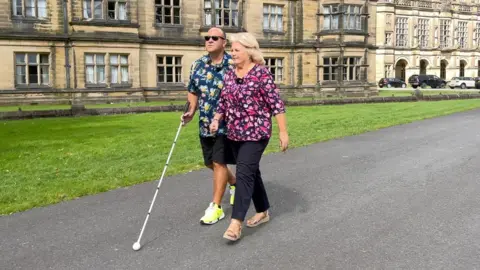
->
xmin=211 ymin=135 xmax=236 ymax=206
xmin=212 ymin=162 xmax=229 ymax=206
xmin=199 ymin=136 xmax=225 ymax=225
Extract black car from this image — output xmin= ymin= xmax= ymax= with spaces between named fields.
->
xmin=475 ymin=78 xmax=480 ymax=89
xmin=378 ymin=78 xmax=406 ymax=88
xmin=408 ymin=74 xmax=446 ymax=89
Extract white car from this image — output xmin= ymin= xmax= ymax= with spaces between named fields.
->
xmin=448 ymin=77 xmax=476 ymax=89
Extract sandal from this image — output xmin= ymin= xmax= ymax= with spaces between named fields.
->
xmin=223 ymin=220 xmax=242 ymax=241
xmin=246 ymin=211 xmax=270 ymax=228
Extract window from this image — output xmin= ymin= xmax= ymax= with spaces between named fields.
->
xmin=458 ymin=21 xmax=467 ymax=49
xmin=263 ymin=4 xmax=283 ymax=32
xmin=12 ymin=0 xmax=47 ymax=18
xmin=342 ymin=5 xmax=365 ymax=31
xmin=418 ymin=19 xmax=429 ymax=48
xmin=204 ymin=0 xmax=239 ymax=27
xmin=83 ymin=0 xmax=128 ymax=20
xmin=155 ymin=0 xmax=181 ymax=24
xmin=384 ymin=65 xmax=392 ymax=78
xmin=85 ymin=54 xmax=106 ymax=84
xmin=323 ymin=4 xmax=365 ymax=31
xmin=343 ymin=57 xmax=361 ymax=81
xmin=440 ymin=19 xmax=451 ymax=49
xmin=395 ymin=17 xmax=408 ymax=47
xmin=385 ymin=33 xmax=392 ymax=45
xmin=15 ymin=53 xmax=49 ymax=86
xmin=323 ymin=5 xmax=339 ymax=30
xmin=265 ymin=58 xmax=284 ymax=82
xmin=323 ymin=57 xmax=338 ymax=81
xmin=157 ymin=56 xmax=182 ymax=83
xmin=110 ymin=54 xmax=129 ymax=84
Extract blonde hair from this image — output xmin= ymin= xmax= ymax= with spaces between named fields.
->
xmin=229 ymin=32 xmax=265 ymax=65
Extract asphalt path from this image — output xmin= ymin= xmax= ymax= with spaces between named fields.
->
xmin=2 ymin=109 xmax=480 ymax=269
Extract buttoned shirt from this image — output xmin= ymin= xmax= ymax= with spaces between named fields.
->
xmin=187 ymin=53 xmax=234 ymax=137
xmin=217 ymin=64 xmax=286 ymax=141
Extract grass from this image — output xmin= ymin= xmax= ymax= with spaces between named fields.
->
xmin=2 ymin=100 xmax=480 ymax=215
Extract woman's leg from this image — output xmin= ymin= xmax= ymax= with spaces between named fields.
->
xmin=224 ymin=140 xmax=268 ymax=240
xmin=247 ymin=140 xmax=271 ymax=226
xmin=230 ymin=140 xmax=268 ymax=221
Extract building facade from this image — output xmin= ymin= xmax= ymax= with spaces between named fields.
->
xmin=0 ymin=0 xmax=378 ymax=105
xmin=376 ymin=0 xmax=480 ymax=84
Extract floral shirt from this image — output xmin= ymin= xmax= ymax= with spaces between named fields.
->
xmin=217 ymin=64 xmax=286 ymax=142
xmin=187 ymin=53 xmax=234 ymax=137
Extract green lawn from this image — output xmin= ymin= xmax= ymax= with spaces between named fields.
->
xmin=2 ymin=100 xmax=480 ymax=215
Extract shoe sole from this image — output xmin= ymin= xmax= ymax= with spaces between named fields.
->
xmin=246 ymin=215 xmax=270 ymax=228
xmin=200 ymin=212 xmax=225 ymax=225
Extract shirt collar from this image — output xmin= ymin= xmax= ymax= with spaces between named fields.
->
xmin=202 ymin=53 xmax=232 ymax=68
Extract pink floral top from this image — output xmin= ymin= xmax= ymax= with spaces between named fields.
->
xmin=216 ymin=64 xmax=286 ymax=141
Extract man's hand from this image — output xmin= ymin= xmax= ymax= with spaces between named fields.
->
xmin=181 ymin=111 xmax=194 ymax=126
xmin=209 ymin=119 xmax=219 ymax=134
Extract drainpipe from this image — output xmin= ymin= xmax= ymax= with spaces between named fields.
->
xmin=289 ymin=0 xmax=294 ymax=87
xmin=63 ymin=0 xmax=71 ymax=89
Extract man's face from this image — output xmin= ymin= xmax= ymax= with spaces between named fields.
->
xmin=204 ymin=29 xmax=226 ymax=53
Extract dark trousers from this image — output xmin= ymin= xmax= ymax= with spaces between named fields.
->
xmin=229 ymin=139 xmax=270 ymax=221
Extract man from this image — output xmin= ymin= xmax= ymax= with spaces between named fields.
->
xmin=181 ymin=27 xmax=237 ymax=225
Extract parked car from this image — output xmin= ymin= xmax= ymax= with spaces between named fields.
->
xmin=378 ymin=78 xmax=406 ymax=88
xmin=408 ymin=74 xmax=446 ymax=89
xmin=448 ymin=77 xmax=476 ymax=89
xmin=475 ymin=78 xmax=480 ymax=89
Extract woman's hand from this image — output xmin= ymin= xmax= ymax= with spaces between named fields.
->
xmin=209 ymin=119 xmax=219 ymax=134
xmin=279 ymin=131 xmax=289 ymax=152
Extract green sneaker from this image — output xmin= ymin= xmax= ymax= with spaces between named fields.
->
xmin=229 ymin=185 xmax=236 ymax=206
xmin=200 ymin=202 xmax=225 ymax=225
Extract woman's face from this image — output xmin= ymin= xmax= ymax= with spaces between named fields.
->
xmin=231 ymin=42 xmax=250 ymax=66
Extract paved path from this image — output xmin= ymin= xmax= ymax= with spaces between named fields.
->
xmin=2 ymin=109 xmax=480 ymax=270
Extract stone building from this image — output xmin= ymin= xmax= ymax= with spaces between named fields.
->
xmin=376 ymin=0 xmax=480 ymax=84
xmin=0 ymin=0 xmax=378 ymax=105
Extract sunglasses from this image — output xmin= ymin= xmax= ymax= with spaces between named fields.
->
xmin=204 ymin=36 xmax=225 ymax=41
xmin=235 ymin=78 xmax=244 ymax=84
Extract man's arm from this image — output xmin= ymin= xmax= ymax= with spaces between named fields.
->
xmin=187 ymin=92 xmax=198 ymax=114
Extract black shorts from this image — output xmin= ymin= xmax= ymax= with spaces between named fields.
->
xmin=199 ymin=135 xmax=236 ymax=166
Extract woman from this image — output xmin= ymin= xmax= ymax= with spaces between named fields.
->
xmin=209 ymin=32 xmax=289 ymax=241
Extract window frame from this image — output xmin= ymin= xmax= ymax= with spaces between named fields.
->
xmin=84 ymin=52 xmax=132 ymax=88
xmin=418 ymin=18 xmax=429 ymax=49
xmin=439 ymin=19 xmax=451 ymax=49
xmin=12 ymin=0 xmax=48 ymax=19
xmin=203 ymin=0 xmax=241 ymax=28
xmin=14 ymin=52 xmax=50 ymax=88
xmin=263 ymin=4 xmax=284 ymax=33
xmin=85 ymin=53 xmax=107 ymax=86
xmin=156 ymin=55 xmax=183 ymax=84
xmin=321 ymin=4 xmax=367 ymax=33
xmin=155 ymin=0 xmax=182 ymax=25
xmin=395 ymin=17 xmax=408 ymax=47
xmin=109 ymin=54 xmax=130 ymax=85
xmin=322 ymin=57 xmax=339 ymax=81
xmin=82 ymin=0 xmax=129 ymax=21
xmin=264 ymin=57 xmax=284 ymax=83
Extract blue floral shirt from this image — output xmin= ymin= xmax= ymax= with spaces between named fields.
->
xmin=187 ymin=53 xmax=234 ymax=137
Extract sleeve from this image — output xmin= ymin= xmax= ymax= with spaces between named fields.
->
xmin=186 ymin=61 xmax=199 ymax=95
xmin=260 ymin=67 xmax=286 ymax=116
